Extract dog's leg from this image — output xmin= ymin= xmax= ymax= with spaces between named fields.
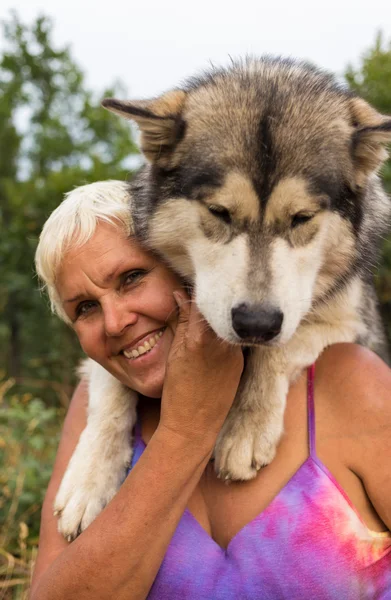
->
xmin=214 ymin=348 xmax=289 ymax=480
xmin=214 ymin=308 xmax=363 ymax=481
xmin=54 ymin=360 xmax=137 ymax=541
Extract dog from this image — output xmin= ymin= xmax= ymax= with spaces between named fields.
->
xmin=54 ymin=56 xmax=391 ymax=540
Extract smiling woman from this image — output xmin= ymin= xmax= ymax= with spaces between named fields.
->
xmin=36 ymin=181 xmax=183 ymax=398
xmin=31 ymin=180 xmax=391 ymax=600
xmin=56 ymin=221 xmax=181 ymax=398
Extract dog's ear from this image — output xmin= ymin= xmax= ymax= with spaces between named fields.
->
xmin=350 ymin=97 xmax=391 ymax=187
xmin=102 ymin=90 xmax=186 ymax=165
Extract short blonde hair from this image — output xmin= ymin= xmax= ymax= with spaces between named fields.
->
xmin=35 ymin=180 xmax=134 ymax=324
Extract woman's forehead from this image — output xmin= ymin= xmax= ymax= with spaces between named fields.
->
xmin=70 ymin=220 xmax=151 ymax=262
xmin=56 ymin=222 xmax=156 ymax=296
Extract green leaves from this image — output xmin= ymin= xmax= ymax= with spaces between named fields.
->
xmin=346 ymin=32 xmax=391 ymax=116
xmin=0 ymin=384 xmax=62 ymax=555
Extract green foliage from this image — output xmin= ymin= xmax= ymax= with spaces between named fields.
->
xmin=0 ymin=382 xmax=62 ymax=550
xmin=346 ymin=32 xmax=391 ymax=117
xmin=0 ymin=379 xmax=63 ymax=597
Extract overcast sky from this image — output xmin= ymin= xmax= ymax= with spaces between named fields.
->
xmin=1 ymin=0 xmax=391 ymax=99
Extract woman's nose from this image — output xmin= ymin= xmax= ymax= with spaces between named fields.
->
xmin=103 ymin=299 xmax=138 ymax=337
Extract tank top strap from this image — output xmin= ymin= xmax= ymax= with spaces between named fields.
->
xmin=307 ymin=363 xmax=316 ymax=458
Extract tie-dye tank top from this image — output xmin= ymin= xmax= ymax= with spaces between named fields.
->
xmin=129 ymin=364 xmax=391 ymax=599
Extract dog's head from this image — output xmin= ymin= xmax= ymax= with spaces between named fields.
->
xmin=103 ymin=57 xmax=391 ymax=346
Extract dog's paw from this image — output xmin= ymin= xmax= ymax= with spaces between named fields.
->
xmin=213 ymin=413 xmax=281 ymax=481
xmin=54 ymin=434 xmax=132 ymax=541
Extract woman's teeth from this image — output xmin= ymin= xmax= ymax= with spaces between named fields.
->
xmin=123 ymin=330 xmax=164 ymax=359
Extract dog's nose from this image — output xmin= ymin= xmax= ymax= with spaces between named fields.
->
xmin=231 ymin=303 xmax=284 ymax=342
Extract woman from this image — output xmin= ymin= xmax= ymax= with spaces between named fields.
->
xmin=31 ymin=180 xmax=391 ymax=599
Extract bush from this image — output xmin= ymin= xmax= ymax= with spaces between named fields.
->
xmin=0 ymin=378 xmax=64 ymax=598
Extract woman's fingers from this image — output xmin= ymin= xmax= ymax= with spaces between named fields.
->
xmin=160 ymin=291 xmax=244 ymax=445
xmin=172 ymin=290 xmax=191 ymax=325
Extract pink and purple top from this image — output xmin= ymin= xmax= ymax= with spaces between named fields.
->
xmin=129 ymin=364 xmax=391 ymax=599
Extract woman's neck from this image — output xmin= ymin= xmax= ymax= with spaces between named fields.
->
xmin=137 ymin=395 xmax=161 ymax=444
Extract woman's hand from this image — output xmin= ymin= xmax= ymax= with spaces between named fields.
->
xmin=159 ymin=290 xmax=244 ymax=447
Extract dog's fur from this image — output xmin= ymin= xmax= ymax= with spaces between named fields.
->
xmin=54 ymin=57 xmax=391 ymax=540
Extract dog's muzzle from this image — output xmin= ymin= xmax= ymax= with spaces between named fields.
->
xmin=231 ymin=303 xmax=284 ymax=343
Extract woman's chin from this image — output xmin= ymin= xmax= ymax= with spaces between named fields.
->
xmin=123 ymin=373 xmax=164 ymax=399
xmin=136 ymin=376 xmax=164 ymax=399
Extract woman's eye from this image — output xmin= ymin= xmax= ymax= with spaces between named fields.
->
xmin=207 ymin=205 xmax=231 ymax=224
xmin=291 ymin=213 xmax=314 ymax=228
xmin=123 ymin=270 xmax=146 ymax=286
xmin=76 ymin=301 xmax=97 ymax=318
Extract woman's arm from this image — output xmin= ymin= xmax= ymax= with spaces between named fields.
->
xmin=31 ymin=425 xmax=215 ymax=600
xmin=30 ymin=295 xmax=243 ymax=600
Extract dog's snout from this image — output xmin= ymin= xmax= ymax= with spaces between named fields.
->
xmin=231 ymin=303 xmax=283 ymax=342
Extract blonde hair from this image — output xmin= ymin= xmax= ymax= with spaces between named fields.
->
xmin=35 ymin=180 xmax=134 ymax=324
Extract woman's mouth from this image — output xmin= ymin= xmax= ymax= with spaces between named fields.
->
xmin=122 ymin=328 xmax=165 ymax=360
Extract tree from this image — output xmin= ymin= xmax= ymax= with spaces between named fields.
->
xmin=0 ymin=12 xmax=138 ymax=390
xmin=345 ymin=32 xmax=391 ymax=344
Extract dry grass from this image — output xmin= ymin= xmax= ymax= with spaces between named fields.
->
xmin=0 ymin=528 xmax=36 ymax=599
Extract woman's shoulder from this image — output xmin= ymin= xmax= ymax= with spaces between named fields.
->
xmin=315 ymin=342 xmax=391 ymax=424
xmin=315 ymin=344 xmax=391 ymax=531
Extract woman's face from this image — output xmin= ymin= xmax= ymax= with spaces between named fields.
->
xmin=56 ymin=221 xmax=183 ymax=398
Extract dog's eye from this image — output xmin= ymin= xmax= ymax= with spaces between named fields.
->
xmin=291 ymin=213 xmax=313 ymax=228
xmin=207 ymin=204 xmax=231 ymax=224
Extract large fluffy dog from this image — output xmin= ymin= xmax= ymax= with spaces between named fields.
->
xmin=55 ymin=57 xmax=391 ymax=540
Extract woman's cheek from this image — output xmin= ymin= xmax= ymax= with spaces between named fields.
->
xmin=76 ymin=324 xmax=99 ymax=359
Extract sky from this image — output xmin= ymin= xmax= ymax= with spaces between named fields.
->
xmin=1 ymin=0 xmax=390 ymax=99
